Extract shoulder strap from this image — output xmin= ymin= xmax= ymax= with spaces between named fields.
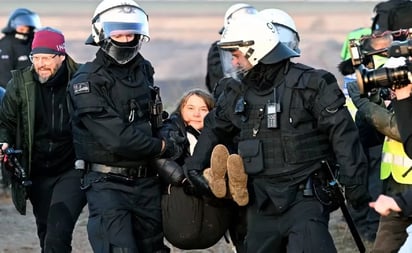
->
xmin=284 ymin=62 xmax=314 ymax=88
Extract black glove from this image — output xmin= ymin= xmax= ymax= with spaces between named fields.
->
xmin=345 ymin=184 xmax=372 ymax=210
xmin=186 ymin=169 xmax=212 ymax=197
xmin=182 ymin=179 xmax=201 ymax=197
xmin=152 ymin=158 xmax=185 ymax=186
xmin=161 ymin=134 xmax=185 ymax=160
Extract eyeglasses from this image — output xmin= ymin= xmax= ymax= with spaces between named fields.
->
xmin=29 ymin=54 xmax=58 ymax=64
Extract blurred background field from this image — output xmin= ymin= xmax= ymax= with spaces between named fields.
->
xmin=1 ymin=1 xmax=380 ymax=252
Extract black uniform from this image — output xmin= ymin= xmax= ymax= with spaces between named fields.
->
xmin=0 ymin=32 xmax=33 ymax=88
xmin=187 ymin=60 xmax=369 ymax=252
xmin=68 ymin=49 xmax=168 ymax=253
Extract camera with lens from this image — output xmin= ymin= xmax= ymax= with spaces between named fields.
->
xmin=349 ymin=36 xmax=412 ymax=94
xmin=349 ymin=29 xmax=412 ymax=68
xmin=356 ymin=64 xmax=411 ymax=94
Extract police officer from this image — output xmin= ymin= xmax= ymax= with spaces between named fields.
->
xmin=0 ymin=8 xmax=41 ymax=88
xmin=347 ymin=64 xmax=412 ymax=252
xmin=67 ymin=0 xmax=177 ymax=252
xmin=186 ymin=14 xmax=370 ymax=252
xmin=205 ymin=3 xmax=257 ymax=96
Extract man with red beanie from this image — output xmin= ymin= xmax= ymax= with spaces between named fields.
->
xmin=0 ymin=26 xmax=86 ymax=253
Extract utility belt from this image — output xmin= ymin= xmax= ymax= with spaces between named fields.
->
xmin=89 ymin=163 xmax=156 ymax=179
xmin=302 ymin=163 xmax=341 ymax=212
xmin=77 ymin=161 xmax=157 ymax=189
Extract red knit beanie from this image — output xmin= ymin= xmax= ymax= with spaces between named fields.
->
xmin=31 ymin=27 xmax=66 ymax=55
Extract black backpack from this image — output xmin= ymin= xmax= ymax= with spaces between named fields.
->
xmin=371 ymin=0 xmax=412 ymax=33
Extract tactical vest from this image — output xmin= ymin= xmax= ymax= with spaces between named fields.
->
xmin=71 ymin=60 xmax=155 ymax=167
xmin=237 ymin=63 xmax=333 ymax=177
xmin=381 ymin=136 xmax=412 ymax=184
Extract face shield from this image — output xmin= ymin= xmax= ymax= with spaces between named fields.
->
xmin=274 ymin=25 xmax=300 ymax=53
xmin=226 ymin=6 xmax=258 ymax=25
xmin=218 ymin=40 xmax=255 ymax=80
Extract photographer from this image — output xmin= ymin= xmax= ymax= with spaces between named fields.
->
xmin=366 ymin=83 xmax=412 ymax=215
xmin=339 ymin=31 xmax=393 ymax=244
xmin=347 ymin=54 xmax=412 ymax=252
xmin=367 ymin=81 xmax=412 ymax=253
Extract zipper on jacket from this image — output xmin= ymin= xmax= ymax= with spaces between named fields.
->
xmin=59 ymin=104 xmax=63 ymax=133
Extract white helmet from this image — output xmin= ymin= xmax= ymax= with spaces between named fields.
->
xmin=259 ymin=8 xmax=300 ymax=53
xmin=86 ymin=0 xmax=149 ymax=64
xmin=219 ymin=3 xmax=258 ymax=34
xmin=87 ymin=0 xmax=149 ymax=45
xmin=218 ymin=14 xmax=298 ymax=68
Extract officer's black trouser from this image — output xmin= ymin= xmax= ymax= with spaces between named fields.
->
xmin=228 ymin=205 xmax=247 ymax=253
xmin=246 ymin=196 xmax=336 ymax=253
xmin=83 ymin=171 xmax=168 ymax=253
xmin=29 ymin=168 xmax=87 ymax=253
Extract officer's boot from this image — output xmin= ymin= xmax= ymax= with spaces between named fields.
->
xmin=227 ymin=154 xmax=249 ymax=206
xmin=203 ymin=144 xmax=229 ymax=198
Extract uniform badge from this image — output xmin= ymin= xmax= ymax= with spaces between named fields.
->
xmin=73 ymin=82 xmax=90 ymax=95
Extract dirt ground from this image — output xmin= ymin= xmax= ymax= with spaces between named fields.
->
xmin=0 ymin=1 xmax=380 ymax=252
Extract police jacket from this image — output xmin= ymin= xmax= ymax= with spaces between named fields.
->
xmin=187 ymin=60 xmax=368 ymax=186
xmin=0 ymin=33 xmax=33 ymax=88
xmin=68 ymin=49 xmax=163 ymax=168
xmin=393 ymin=96 xmax=412 ymax=159
xmin=0 ymin=55 xmax=80 ymax=176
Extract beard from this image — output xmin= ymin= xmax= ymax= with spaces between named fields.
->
xmin=38 ymin=76 xmax=50 ymax=84
xmin=36 ymin=66 xmax=58 ymax=84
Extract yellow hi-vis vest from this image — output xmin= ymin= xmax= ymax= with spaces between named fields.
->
xmin=381 ymin=137 xmax=412 ymax=184
xmin=346 ymin=97 xmax=357 ymax=120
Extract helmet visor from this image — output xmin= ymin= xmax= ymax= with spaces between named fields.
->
xmin=102 ymin=22 xmax=149 ymax=42
xmin=227 ymin=7 xmax=258 ymax=24
xmin=274 ymin=25 xmax=300 ymax=53
xmin=12 ymin=14 xmax=41 ymax=29
xmin=217 ymin=40 xmax=254 ymax=51
xmin=98 ymin=6 xmax=149 ymax=42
